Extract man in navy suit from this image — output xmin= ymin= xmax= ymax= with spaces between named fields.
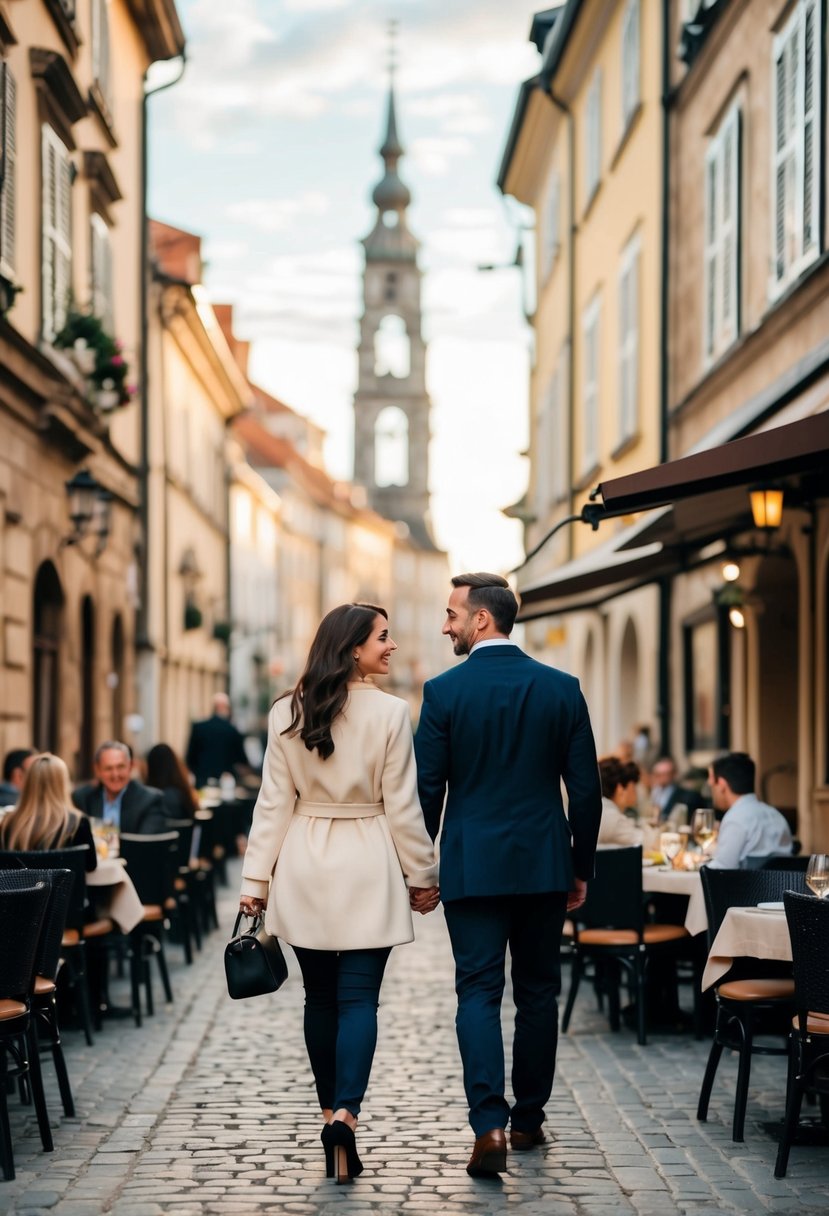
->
xmin=415 ymin=573 xmax=601 ymax=1177
xmin=185 ymin=692 xmax=249 ymax=790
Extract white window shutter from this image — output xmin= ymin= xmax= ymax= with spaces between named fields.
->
xmin=622 ymin=0 xmax=640 ymax=124
xmin=42 ymin=129 xmax=56 ymax=340
xmin=628 ymin=244 xmax=639 ymax=438
xmin=91 ymin=212 xmax=114 ymax=331
xmin=802 ymin=0 xmax=817 ymax=253
xmin=0 ymin=65 xmax=16 ymax=279
xmin=720 ymin=110 xmax=739 ymax=345
xmin=41 ymin=126 xmax=72 ymax=341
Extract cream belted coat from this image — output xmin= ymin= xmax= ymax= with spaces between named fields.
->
xmin=239 ymin=686 xmax=438 ymax=951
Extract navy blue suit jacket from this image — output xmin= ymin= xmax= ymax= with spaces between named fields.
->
xmin=415 ymin=645 xmax=601 ymax=903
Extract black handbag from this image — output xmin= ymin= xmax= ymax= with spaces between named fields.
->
xmin=224 ymin=911 xmax=289 ymax=999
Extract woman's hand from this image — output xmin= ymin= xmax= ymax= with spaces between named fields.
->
xmin=409 ymin=885 xmax=440 ymax=914
xmin=239 ymin=896 xmax=266 ymax=917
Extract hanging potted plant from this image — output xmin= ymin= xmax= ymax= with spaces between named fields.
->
xmin=184 ymin=600 xmax=203 ymax=631
xmin=54 ymin=309 xmax=136 ymax=412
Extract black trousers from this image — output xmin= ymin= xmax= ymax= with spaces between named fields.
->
xmin=443 ymin=892 xmax=568 ymax=1136
xmin=292 ymin=946 xmax=391 ymax=1117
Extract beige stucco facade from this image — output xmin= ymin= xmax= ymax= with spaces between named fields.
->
xmin=0 ymin=0 xmax=183 ymax=777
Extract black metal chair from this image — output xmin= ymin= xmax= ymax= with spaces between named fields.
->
xmin=0 ymin=845 xmax=111 ymax=1045
xmin=761 ymin=855 xmax=809 ymax=872
xmin=118 ymin=832 xmax=178 ymax=1023
xmin=0 ymin=881 xmax=51 ymax=1180
xmin=193 ymin=810 xmax=219 ymax=933
xmin=697 ymin=866 xmax=806 ymax=1141
xmin=561 ymin=846 xmax=689 ymax=1045
xmin=774 ymin=891 xmax=829 ymax=1177
xmin=163 ymin=819 xmax=199 ymax=964
xmin=0 ymin=868 xmax=75 ymax=1116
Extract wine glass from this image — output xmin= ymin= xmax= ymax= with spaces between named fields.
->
xmin=805 ymin=854 xmax=829 ymax=899
xmin=659 ymin=831 xmax=682 ymax=871
xmin=692 ymin=808 xmax=715 ymax=854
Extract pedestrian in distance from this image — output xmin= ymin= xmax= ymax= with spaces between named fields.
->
xmin=414 ymin=572 xmax=602 ymax=1177
xmin=186 ymin=692 xmax=250 ymax=791
xmin=238 ymin=603 xmax=439 ymax=1184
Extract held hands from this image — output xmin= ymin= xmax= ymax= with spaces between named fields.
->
xmin=566 ymin=877 xmax=587 ymax=912
xmin=409 ymin=885 xmax=440 ymax=915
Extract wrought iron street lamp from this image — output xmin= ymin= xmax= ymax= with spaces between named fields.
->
xmin=62 ymin=469 xmax=112 ymax=554
xmin=749 ymin=484 xmax=784 ymax=529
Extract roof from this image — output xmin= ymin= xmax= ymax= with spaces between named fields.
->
xmin=149 ymin=219 xmax=202 ymax=285
xmin=496 ymin=74 xmax=543 ymax=193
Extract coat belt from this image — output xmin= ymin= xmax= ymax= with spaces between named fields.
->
xmin=294 ymin=799 xmax=384 ymax=819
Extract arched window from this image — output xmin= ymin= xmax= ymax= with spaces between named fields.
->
xmin=619 ymin=616 xmax=640 ymax=740
xmin=79 ymin=596 xmax=96 ymax=779
xmin=374 ymin=314 xmax=410 ymax=378
xmin=111 ymin=614 xmax=124 ymax=739
xmin=33 ymin=562 xmax=63 ymax=754
xmin=375 ymin=406 xmax=409 ymax=487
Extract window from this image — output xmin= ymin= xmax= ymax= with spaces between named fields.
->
xmin=541 ymin=167 xmax=560 ymax=281
xmin=621 ymin=0 xmax=640 ymax=128
xmin=90 ymin=212 xmax=113 ymax=332
xmin=41 ymin=125 xmax=72 ymax=342
xmin=374 ymin=314 xmax=410 ymax=378
xmin=585 ymin=68 xmax=602 ymax=204
xmin=582 ymin=293 xmax=601 ymax=474
xmin=683 ymin=609 xmax=730 ymax=752
xmin=704 ymin=103 xmax=740 ymax=361
xmin=0 ymin=63 xmax=16 ymax=280
xmin=617 ymin=231 xmax=640 ymax=444
xmin=91 ymin=0 xmax=112 ymax=114
xmin=772 ymin=0 xmax=821 ymax=293
xmin=535 ymin=349 xmax=568 ymax=514
xmin=375 ymin=405 xmax=409 ymax=487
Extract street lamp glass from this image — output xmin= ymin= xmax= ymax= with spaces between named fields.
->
xmin=749 ymin=486 xmax=784 ymax=529
xmin=721 ymin=560 xmax=741 ymax=583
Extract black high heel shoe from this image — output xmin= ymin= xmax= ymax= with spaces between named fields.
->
xmin=320 ymin=1120 xmax=363 ymax=1183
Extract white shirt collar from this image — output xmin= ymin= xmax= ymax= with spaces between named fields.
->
xmin=470 ymin=637 xmax=514 ymax=654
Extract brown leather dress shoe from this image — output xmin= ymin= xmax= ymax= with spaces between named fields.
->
xmin=466 ymin=1128 xmax=507 ymax=1177
xmin=510 ymin=1127 xmax=546 ymax=1151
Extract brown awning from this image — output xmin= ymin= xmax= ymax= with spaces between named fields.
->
xmin=596 ymin=411 xmax=829 ymax=517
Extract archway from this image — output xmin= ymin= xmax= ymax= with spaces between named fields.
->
xmin=374 ymin=405 xmax=409 ymax=487
xmin=111 ymin=614 xmax=124 ymax=739
xmin=754 ymin=553 xmax=798 ymax=827
xmin=79 ymin=596 xmax=96 ymax=779
xmin=32 ymin=562 xmax=64 ymax=753
xmin=619 ymin=616 xmax=640 ymax=744
xmin=374 ymin=314 xmax=410 ymax=378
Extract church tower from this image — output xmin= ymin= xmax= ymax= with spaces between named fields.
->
xmin=353 ymin=63 xmax=437 ymax=549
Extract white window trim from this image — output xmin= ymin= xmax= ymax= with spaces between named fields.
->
xmin=91 ymin=0 xmax=113 ymax=114
xmin=0 ymin=62 xmax=16 ymax=281
xmin=541 ymin=166 xmax=560 ymax=282
xmin=534 ymin=351 xmax=567 ymax=516
xmin=621 ymin=0 xmax=640 ymax=130
xmin=617 ymin=230 xmax=641 ymax=445
xmin=582 ymin=293 xmax=601 ymax=475
xmin=41 ymin=124 xmax=73 ymax=343
xmin=90 ymin=211 xmax=114 ymax=333
xmin=704 ymin=100 xmax=741 ymax=365
xmin=769 ymin=0 xmax=822 ymax=300
xmin=585 ymin=68 xmax=602 ymax=207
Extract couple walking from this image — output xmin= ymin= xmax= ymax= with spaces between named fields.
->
xmin=238 ymin=572 xmax=602 ymax=1183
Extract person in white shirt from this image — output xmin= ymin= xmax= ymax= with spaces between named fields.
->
xmin=706 ymin=752 xmax=793 ymax=869
xmin=597 ymin=756 xmax=643 ymax=848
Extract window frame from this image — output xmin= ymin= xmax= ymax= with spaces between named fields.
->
xmin=621 ymin=0 xmax=640 ymax=131
xmin=90 ymin=210 xmax=114 ymax=333
xmin=541 ymin=165 xmax=560 ymax=282
xmin=703 ymin=99 xmax=741 ymax=365
xmin=617 ymin=229 xmax=641 ymax=447
xmin=41 ymin=123 xmax=73 ymax=343
xmin=581 ymin=292 xmax=601 ymax=476
xmin=584 ymin=68 xmax=603 ymax=207
xmin=0 ymin=60 xmax=16 ymax=281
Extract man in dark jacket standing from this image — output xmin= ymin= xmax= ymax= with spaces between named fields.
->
xmin=415 ymin=573 xmax=601 ymax=1177
xmin=185 ymin=692 xmax=249 ymax=790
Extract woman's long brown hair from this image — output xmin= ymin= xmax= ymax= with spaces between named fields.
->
xmin=281 ymin=603 xmax=386 ymax=759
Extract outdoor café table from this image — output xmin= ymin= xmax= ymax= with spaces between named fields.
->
xmin=641 ymin=865 xmax=707 ymax=936
xmin=701 ymin=905 xmax=791 ymax=990
xmin=86 ymin=857 xmax=144 ymax=933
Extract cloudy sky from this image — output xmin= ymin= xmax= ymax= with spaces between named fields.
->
xmin=148 ymin=0 xmax=545 ymax=570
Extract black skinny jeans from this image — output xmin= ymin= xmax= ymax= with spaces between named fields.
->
xmin=292 ymin=945 xmax=391 ymax=1117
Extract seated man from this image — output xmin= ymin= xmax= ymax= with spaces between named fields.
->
xmin=0 ymin=747 xmax=36 ymax=807
xmin=73 ymin=741 xmax=167 ymax=835
xmin=649 ymin=755 xmax=706 ymax=824
xmin=706 ymin=751 xmax=792 ymax=869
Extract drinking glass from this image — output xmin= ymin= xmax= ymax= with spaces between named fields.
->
xmin=805 ymin=854 xmax=829 ymax=899
xmin=692 ymin=808 xmax=715 ymax=853
xmin=659 ymin=831 xmax=682 ymax=871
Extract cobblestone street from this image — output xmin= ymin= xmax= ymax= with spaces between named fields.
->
xmin=3 ymin=862 xmax=826 ymax=1215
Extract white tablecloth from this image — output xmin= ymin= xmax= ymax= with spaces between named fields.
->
xmin=86 ymin=858 xmax=144 ymax=933
xmin=642 ymin=866 xmax=707 ymax=936
xmin=702 ymin=907 xmax=791 ymax=990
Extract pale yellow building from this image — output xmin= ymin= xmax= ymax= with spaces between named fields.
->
xmin=0 ymin=0 xmax=183 ymax=776
xmin=499 ymin=0 xmax=665 ymax=754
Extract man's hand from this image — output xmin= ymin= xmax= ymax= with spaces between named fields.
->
xmin=566 ymin=878 xmax=587 ymax=912
xmin=409 ymin=886 xmax=440 ymax=914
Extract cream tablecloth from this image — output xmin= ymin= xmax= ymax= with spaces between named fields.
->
xmin=702 ymin=906 xmax=791 ymax=990
xmin=642 ymin=866 xmax=707 ymax=936
xmin=86 ymin=858 xmax=144 ymax=933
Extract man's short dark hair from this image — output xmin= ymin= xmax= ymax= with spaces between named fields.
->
xmin=451 ymin=572 xmax=519 ymax=636
xmin=3 ymin=748 xmax=34 ymax=782
xmin=710 ymin=752 xmax=755 ymax=796
xmin=599 ymin=756 xmax=640 ymax=800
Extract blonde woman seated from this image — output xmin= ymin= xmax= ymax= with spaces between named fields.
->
xmin=597 ymin=756 xmax=643 ymax=848
xmin=0 ymin=752 xmax=97 ymax=870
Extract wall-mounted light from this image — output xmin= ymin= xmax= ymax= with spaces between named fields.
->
xmin=749 ymin=484 xmax=784 ymax=529
xmin=721 ymin=560 xmax=741 ymax=583
xmin=728 ymin=606 xmax=746 ymax=629
xmin=62 ymin=469 xmax=112 ymax=555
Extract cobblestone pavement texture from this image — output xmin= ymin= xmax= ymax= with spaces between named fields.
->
xmin=3 ymin=860 xmax=826 ymax=1215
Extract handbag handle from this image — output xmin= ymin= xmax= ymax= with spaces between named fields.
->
xmin=230 ymin=911 xmax=262 ymax=939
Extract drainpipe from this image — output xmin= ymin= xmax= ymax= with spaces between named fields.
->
xmin=658 ymin=4 xmax=672 ymax=754
xmin=137 ymin=55 xmax=186 ymax=655
xmin=547 ymin=87 xmax=576 ymax=562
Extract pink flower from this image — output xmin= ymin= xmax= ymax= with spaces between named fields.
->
xmin=126 ymin=384 xmax=137 ymax=396
xmin=114 ymin=340 xmax=123 ymax=351
xmin=111 ymin=355 xmax=125 ymax=366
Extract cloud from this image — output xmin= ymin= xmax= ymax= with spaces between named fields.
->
xmin=225 ymin=192 xmax=330 ymax=233
xmin=409 ymin=136 xmax=474 ymax=177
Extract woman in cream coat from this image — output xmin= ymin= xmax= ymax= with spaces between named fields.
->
xmin=239 ymin=603 xmax=438 ymax=1184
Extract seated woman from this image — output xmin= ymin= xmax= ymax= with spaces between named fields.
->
xmin=0 ymin=752 xmax=97 ymax=870
xmin=145 ymin=742 xmax=199 ymax=822
xmin=597 ymin=756 xmax=643 ymax=848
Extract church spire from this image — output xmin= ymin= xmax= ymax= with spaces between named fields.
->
xmin=364 ymin=21 xmax=417 ymax=258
